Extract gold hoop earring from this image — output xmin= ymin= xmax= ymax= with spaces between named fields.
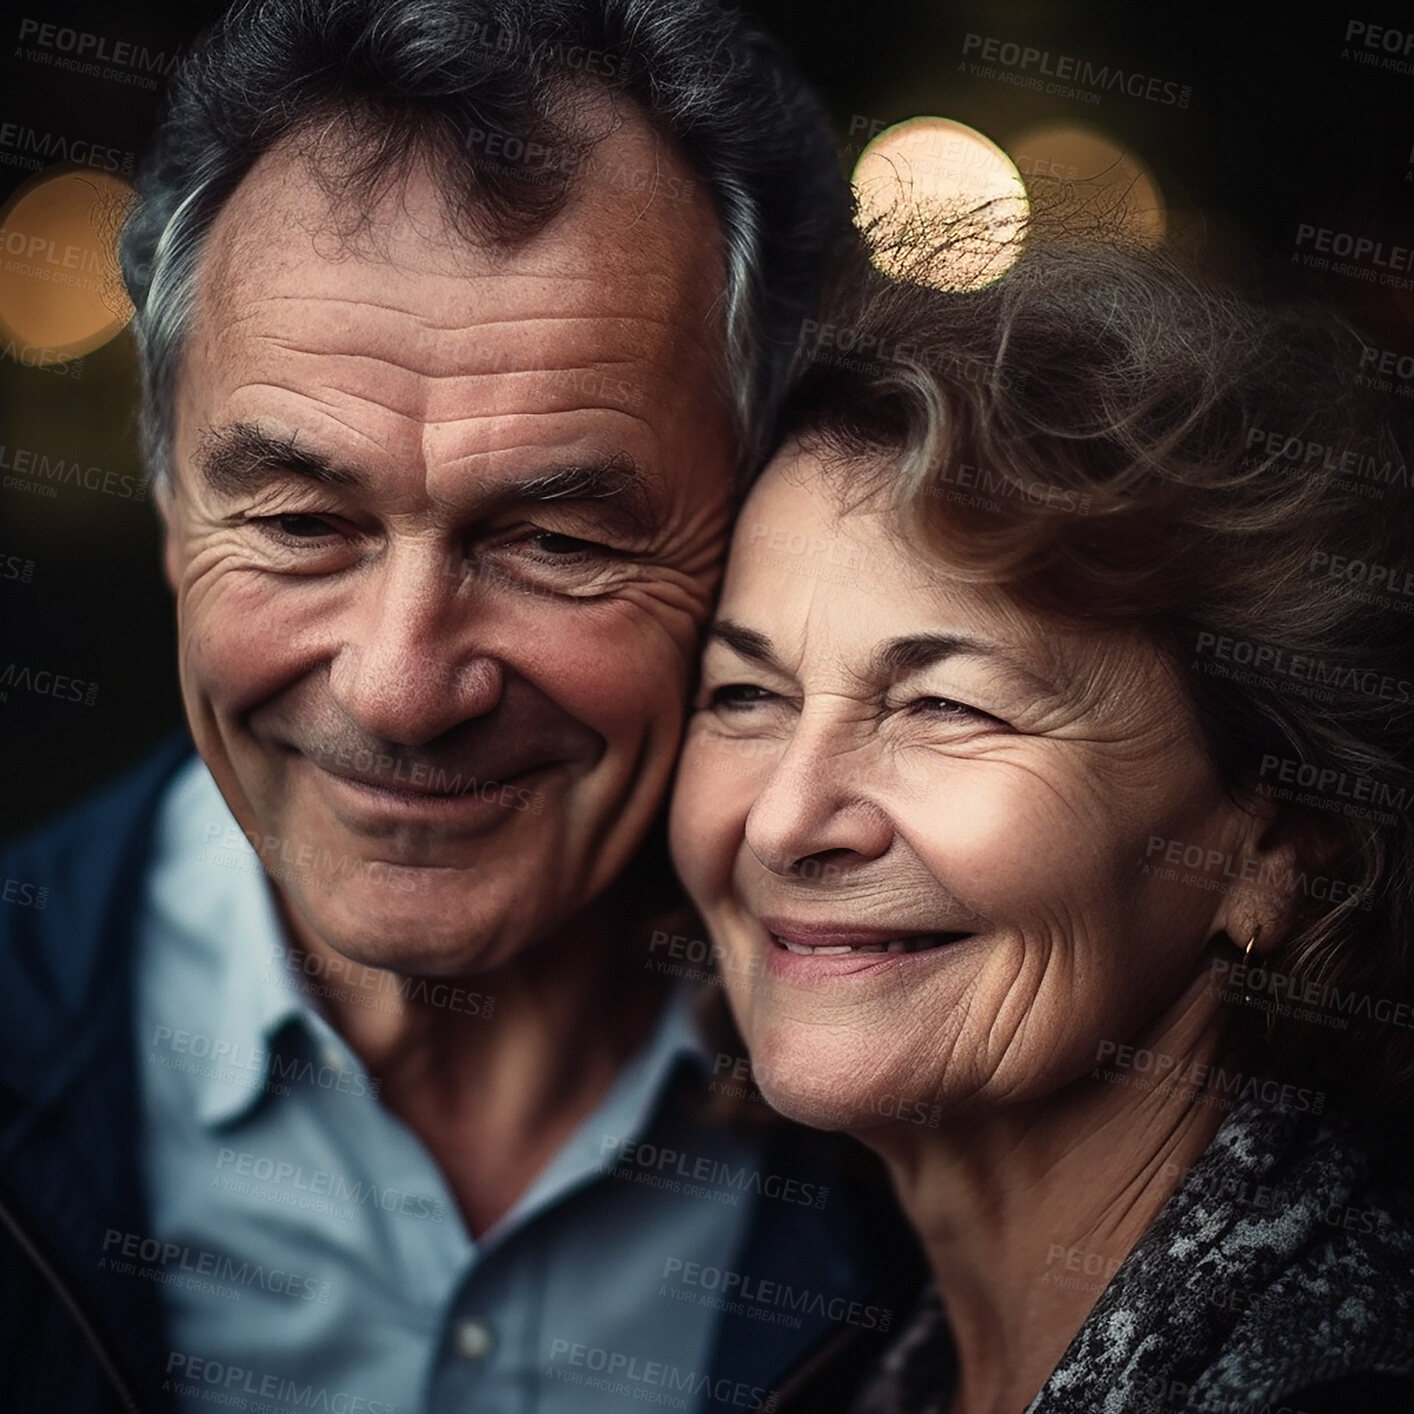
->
xmin=1240 ymin=930 xmax=1259 ymax=1006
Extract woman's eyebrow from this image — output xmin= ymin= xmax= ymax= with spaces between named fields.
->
xmin=875 ymin=633 xmax=988 ymax=679
xmin=876 ymin=633 xmax=1062 ymax=698
xmin=708 ymin=618 xmax=781 ymax=668
xmin=709 ymin=621 xmax=1064 ymax=698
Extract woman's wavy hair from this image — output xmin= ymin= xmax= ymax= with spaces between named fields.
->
xmin=775 ymin=226 xmax=1414 ymax=1116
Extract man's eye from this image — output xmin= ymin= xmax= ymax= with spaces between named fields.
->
xmin=708 ymin=684 xmax=776 ymax=710
xmin=260 ymin=513 xmax=338 ymax=540
xmin=528 ymin=530 xmax=610 ymax=558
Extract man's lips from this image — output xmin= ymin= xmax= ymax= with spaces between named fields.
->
xmin=759 ymin=916 xmax=974 ymax=956
xmin=303 ymin=750 xmax=552 ymax=800
xmin=257 ymin=673 xmax=606 ymax=803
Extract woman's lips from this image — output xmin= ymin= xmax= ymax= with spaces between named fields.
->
xmin=772 ymin=933 xmax=967 ymax=955
xmin=760 ymin=916 xmax=973 ymax=956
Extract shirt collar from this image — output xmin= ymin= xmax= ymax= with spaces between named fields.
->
xmin=481 ymin=977 xmax=714 ymax=1249
xmin=147 ymin=759 xmax=716 ymax=1149
xmin=145 ymin=756 xmax=312 ymax=1128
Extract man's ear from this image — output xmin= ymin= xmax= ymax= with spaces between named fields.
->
xmin=153 ymin=475 xmax=181 ymax=594
xmin=1210 ymin=798 xmax=1336 ymax=956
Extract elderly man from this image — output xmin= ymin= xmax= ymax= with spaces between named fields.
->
xmin=0 ymin=1 xmax=920 ymax=1411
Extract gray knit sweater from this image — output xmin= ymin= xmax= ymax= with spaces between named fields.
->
xmin=850 ymin=1099 xmax=1414 ymax=1413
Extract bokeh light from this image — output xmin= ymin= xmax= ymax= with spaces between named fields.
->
xmin=1006 ymin=123 xmax=1166 ymax=243
xmin=851 ymin=116 xmax=1029 ymax=291
xmin=0 ymin=166 xmax=135 ymax=363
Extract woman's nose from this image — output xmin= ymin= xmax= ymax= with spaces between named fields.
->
xmin=743 ymin=730 xmax=893 ymax=879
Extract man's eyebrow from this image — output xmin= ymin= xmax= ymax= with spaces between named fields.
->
xmin=505 ymin=454 xmax=654 ymax=531
xmin=196 ymin=424 xmax=363 ymax=496
xmin=194 ymin=425 xmax=655 ymax=527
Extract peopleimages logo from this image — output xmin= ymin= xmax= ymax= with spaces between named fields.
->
xmin=960 ymin=32 xmax=1191 ymax=107
xmin=0 ymin=122 xmax=134 ymax=173
xmin=545 ymin=1340 xmax=775 ymax=1413
xmin=1360 ymin=341 xmax=1414 ymax=398
xmin=164 ymin=1352 xmax=395 ymax=1413
xmin=301 ymin=741 xmax=544 ymax=813
xmin=1257 ymin=753 xmax=1409 ymax=818
xmin=101 ymin=1230 xmax=331 ymax=1303
xmin=1141 ymin=833 xmax=1372 ymax=911
xmin=0 ymin=443 xmax=148 ymax=501
xmin=1093 ymin=1039 xmax=1324 ymax=1113
xmin=1244 ymin=425 xmax=1410 ymax=495
xmin=1293 ymin=224 xmax=1414 ymax=289
xmin=1 ymin=877 xmax=47 ymax=909
xmin=1209 ymin=956 xmax=1414 ymax=1033
xmin=600 ymin=1135 xmax=828 ymax=1209
xmin=0 ymin=340 xmax=84 ymax=379
xmin=1191 ymin=630 xmax=1413 ymax=704
xmin=148 ymin=1024 xmax=383 ymax=1100
xmin=0 ymin=662 xmax=98 ymax=706
xmin=15 ymin=18 xmax=180 ymax=81
xmin=215 ymin=1148 xmax=446 ymax=1223
xmin=1343 ymin=19 xmax=1414 ymax=74
xmin=660 ymin=1257 xmax=892 ymax=1332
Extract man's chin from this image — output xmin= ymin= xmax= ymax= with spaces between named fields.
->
xmin=273 ymin=871 xmax=534 ymax=981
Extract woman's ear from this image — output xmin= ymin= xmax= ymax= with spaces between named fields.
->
xmin=1209 ymin=800 xmax=1336 ymax=956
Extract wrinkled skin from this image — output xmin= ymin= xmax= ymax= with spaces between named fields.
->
xmin=161 ymin=109 xmax=734 ymax=980
xmin=670 ymin=448 xmax=1296 ymax=1132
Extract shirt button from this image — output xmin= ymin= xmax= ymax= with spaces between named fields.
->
xmin=321 ymin=1044 xmax=345 ymax=1072
xmin=454 ymin=1319 xmax=495 ymax=1361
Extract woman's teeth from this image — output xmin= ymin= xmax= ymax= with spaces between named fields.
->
xmin=772 ymin=934 xmax=950 ymax=956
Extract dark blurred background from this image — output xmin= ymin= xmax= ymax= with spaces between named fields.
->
xmin=4 ymin=0 xmax=1413 ymax=839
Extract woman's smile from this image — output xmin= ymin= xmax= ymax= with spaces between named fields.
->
xmin=667 ymin=230 xmax=1414 ymax=1414
xmin=764 ymin=920 xmax=973 ymax=955
xmin=670 ymin=446 xmax=1263 ymax=1136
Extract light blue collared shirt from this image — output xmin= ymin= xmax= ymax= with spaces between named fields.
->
xmin=135 ymin=757 xmax=761 ymax=1414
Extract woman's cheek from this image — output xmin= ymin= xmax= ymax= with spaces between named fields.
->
xmin=670 ymin=719 xmax=755 ymax=905
xmin=895 ymin=753 xmax=1108 ymax=902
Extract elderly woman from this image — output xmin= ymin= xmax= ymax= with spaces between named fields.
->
xmin=669 ymin=238 xmax=1414 ymax=1413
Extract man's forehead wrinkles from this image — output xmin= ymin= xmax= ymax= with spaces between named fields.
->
xmin=425 ymin=406 xmax=663 ymax=465
xmin=208 ymin=384 xmax=663 ymax=449
xmin=213 ymin=347 xmax=673 ymax=440
xmin=230 ymin=290 xmax=690 ymax=324
xmin=180 ymin=127 xmax=734 ymax=527
xmin=227 ymin=303 xmax=686 ymax=341
xmin=219 ymin=309 xmax=698 ymax=379
xmin=258 ymin=338 xmax=647 ymax=374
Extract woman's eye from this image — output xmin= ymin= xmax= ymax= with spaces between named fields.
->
xmin=909 ymin=697 xmax=995 ymax=722
xmin=708 ymin=683 xmax=776 ymax=710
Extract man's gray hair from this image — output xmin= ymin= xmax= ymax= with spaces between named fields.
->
xmin=119 ymin=0 xmax=850 ymax=486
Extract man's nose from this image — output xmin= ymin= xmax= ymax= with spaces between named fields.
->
xmin=743 ymin=725 xmax=893 ymax=880
xmin=327 ymin=544 xmax=504 ymax=746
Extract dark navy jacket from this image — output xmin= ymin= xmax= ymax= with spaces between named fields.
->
xmin=0 ymin=741 xmax=921 ymax=1413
